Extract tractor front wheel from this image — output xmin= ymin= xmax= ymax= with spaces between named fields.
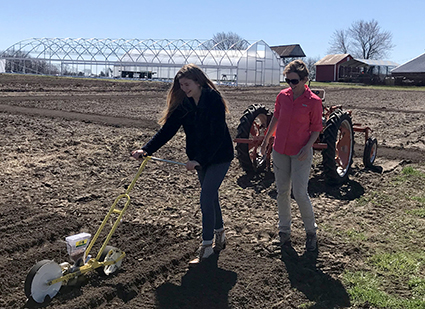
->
xmin=363 ymin=137 xmax=378 ymax=168
xmin=322 ymin=110 xmax=354 ymax=184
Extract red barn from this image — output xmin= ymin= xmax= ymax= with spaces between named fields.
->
xmin=315 ymin=54 xmax=353 ymax=82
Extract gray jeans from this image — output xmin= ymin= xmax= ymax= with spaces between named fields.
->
xmin=272 ymin=148 xmax=317 ymax=234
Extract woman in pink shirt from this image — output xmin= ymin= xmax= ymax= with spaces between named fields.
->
xmin=261 ymin=60 xmax=323 ymax=252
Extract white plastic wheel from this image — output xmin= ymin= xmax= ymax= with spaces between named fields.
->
xmin=25 ymin=260 xmax=62 ymax=303
xmin=96 ymin=246 xmax=124 ymax=275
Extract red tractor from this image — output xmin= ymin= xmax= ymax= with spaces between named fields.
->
xmin=234 ymin=88 xmax=378 ymax=185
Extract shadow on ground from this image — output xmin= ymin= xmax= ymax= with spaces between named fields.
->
xmin=155 ymin=255 xmax=237 ymax=309
xmin=236 ymin=165 xmax=370 ymax=201
xmin=237 ymin=170 xmax=275 ymax=193
xmin=281 ymin=244 xmax=351 ymax=308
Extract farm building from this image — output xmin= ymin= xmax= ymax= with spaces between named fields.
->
xmin=391 ymin=52 xmax=425 ymax=86
xmin=270 ymin=44 xmax=306 ymax=63
xmin=270 ymin=44 xmax=306 ymax=81
xmin=314 ymin=54 xmax=353 ymax=82
xmin=0 ymin=38 xmax=282 ymax=86
xmin=315 ymin=54 xmax=398 ymax=84
xmin=338 ymin=58 xmax=399 ymax=84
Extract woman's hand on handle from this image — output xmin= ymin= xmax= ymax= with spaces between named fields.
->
xmin=131 ymin=149 xmax=148 ymax=160
xmin=186 ymin=160 xmax=201 ymax=171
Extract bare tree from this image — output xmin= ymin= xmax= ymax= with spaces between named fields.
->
xmin=303 ymin=56 xmax=321 ymax=81
xmin=328 ymin=29 xmax=350 ymax=54
xmin=209 ymin=32 xmax=249 ymax=50
xmin=2 ymin=50 xmax=59 ymax=74
xmin=327 ymin=19 xmax=394 ymax=59
xmin=348 ymin=19 xmax=394 ymax=59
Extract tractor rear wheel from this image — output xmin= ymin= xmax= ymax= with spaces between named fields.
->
xmin=235 ymin=104 xmax=272 ymax=173
xmin=322 ymin=110 xmax=354 ymax=184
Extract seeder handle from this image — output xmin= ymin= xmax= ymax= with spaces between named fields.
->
xmin=149 ymin=156 xmax=201 ymax=171
xmin=85 ymin=156 xmax=151 ymax=258
xmin=85 ymin=155 xmax=199 ymax=259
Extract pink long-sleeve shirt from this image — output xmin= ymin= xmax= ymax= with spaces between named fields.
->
xmin=273 ymin=85 xmax=323 ymax=156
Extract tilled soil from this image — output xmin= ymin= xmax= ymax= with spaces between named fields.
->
xmin=0 ymin=74 xmax=425 ymax=308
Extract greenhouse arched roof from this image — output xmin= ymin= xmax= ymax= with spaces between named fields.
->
xmin=0 ymin=38 xmax=282 ymax=86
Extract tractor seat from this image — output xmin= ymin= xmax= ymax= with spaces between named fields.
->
xmin=311 ymin=89 xmax=325 ymax=102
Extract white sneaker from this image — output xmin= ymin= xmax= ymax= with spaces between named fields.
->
xmin=213 ymin=229 xmax=226 ymax=253
xmin=189 ymin=243 xmax=214 ymax=266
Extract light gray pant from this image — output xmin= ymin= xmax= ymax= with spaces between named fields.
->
xmin=272 ymin=148 xmax=317 ymax=234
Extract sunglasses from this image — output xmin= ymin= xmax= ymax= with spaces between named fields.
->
xmin=285 ymin=78 xmax=300 ymax=85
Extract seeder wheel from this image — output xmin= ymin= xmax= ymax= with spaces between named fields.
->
xmin=96 ymin=246 xmax=124 ymax=275
xmin=24 ymin=260 xmax=62 ymax=303
xmin=363 ymin=137 xmax=378 ymax=168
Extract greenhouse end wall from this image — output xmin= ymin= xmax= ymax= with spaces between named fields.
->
xmin=0 ymin=59 xmax=5 ymax=73
xmin=237 ymin=42 xmax=281 ymax=86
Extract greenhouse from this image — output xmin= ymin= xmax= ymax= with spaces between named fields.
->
xmin=0 ymin=38 xmax=282 ymax=86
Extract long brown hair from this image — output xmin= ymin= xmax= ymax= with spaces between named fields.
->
xmin=159 ymin=64 xmax=228 ymax=125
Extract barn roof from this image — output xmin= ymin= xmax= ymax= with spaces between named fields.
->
xmin=391 ymin=52 xmax=425 ymax=73
xmin=340 ymin=58 xmax=399 ymax=68
xmin=315 ymin=54 xmax=350 ymax=66
xmin=270 ymin=44 xmax=306 ymax=58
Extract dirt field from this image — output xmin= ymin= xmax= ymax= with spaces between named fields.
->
xmin=1 ymin=74 xmax=424 ymax=308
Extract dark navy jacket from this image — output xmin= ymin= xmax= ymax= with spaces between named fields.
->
xmin=142 ymin=87 xmax=234 ymax=168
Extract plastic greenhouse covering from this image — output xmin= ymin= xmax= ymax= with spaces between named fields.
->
xmin=0 ymin=38 xmax=281 ymax=86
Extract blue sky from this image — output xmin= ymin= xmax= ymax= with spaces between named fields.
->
xmin=1 ymin=0 xmax=424 ymax=65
